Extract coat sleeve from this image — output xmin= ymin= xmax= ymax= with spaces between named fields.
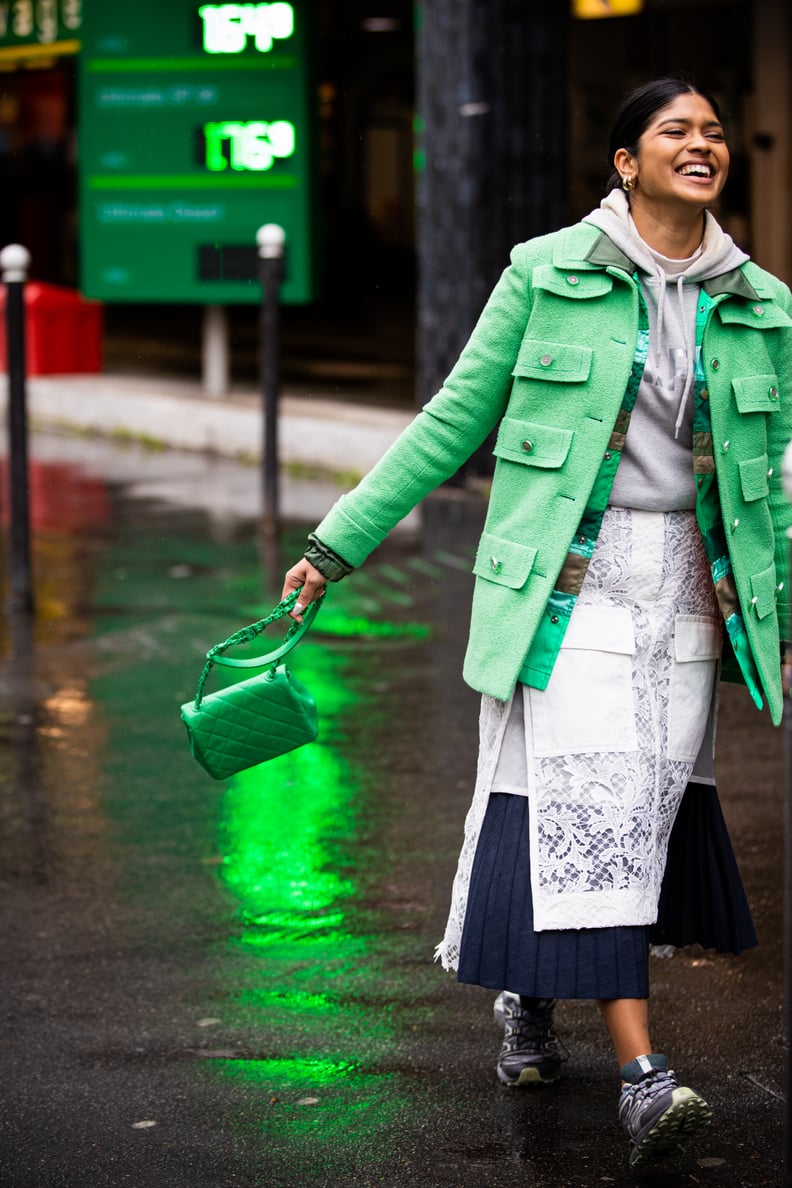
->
xmin=312 ymin=241 xmax=537 ymax=568
xmin=766 ymin=279 xmax=792 ymax=642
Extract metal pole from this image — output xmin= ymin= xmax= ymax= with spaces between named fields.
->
xmin=256 ymin=223 xmax=285 ymax=543
xmin=201 ymin=304 xmax=230 ymax=398
xmin=781 ymin=439 xmax=792 ymax=1187
xmin=1 ymin=244 xmax=34 ymax=614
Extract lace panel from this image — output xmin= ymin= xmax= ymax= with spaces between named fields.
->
xmin=436 ymin=509 xmax=719 ymax=965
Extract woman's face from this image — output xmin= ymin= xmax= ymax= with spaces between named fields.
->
xmin=615 ymin=93 xmax=730 ymax=214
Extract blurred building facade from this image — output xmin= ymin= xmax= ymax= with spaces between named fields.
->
xmin=0 ymin=0 xmax=790 ymax=402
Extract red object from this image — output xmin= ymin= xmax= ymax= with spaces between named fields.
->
xmin=0 ymin=460 xmax=110 ymax=533
xmin=0 ymin=282 xmax=103 ymax=374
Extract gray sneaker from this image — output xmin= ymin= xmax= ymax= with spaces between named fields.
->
xmin=494 ymin=991 xmax=564 ymax=1086
xmin=618 ymin=1054 xmax=712 ymax=1168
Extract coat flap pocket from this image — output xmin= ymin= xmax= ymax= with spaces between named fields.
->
xmin=738 ymin=454 xmax=771 ymax=502
xmin=750 ymin=563 xmax=778 ymax=620
xmin=674 ymin=615 xmax=721 ymax=661
xmin=562 ymin=605 xmax=634 ymax=653
xmin=473 ymin=532 xmax=537 ymax=590
xmin=513 ymin=337 xmax=593 ymax=382
xmin=532 ymin=264 xmax=614 ymax=300
xmin=718 ymin=300 xmax=792 ymax=330
xmin=493 ymin=417 xmax=573 ymax=468
xmin=732 ymin=374 xmax=781 ymax=413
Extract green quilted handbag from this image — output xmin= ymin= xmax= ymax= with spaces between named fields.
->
xmin=181 ymin=591 xmax=322 ymax=780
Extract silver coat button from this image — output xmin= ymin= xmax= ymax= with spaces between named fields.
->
xmin=567 ymin=275 xmax=579 ymax=285
xmin=540 ymin=354 xmax=553 ymax=366
xmin=753 ymin=305 xmax=765 ymax=316
xmin=490 ymin=557 xmax=502 ymax=574
xmin=522 ymin=440 xmax=533 ymax=453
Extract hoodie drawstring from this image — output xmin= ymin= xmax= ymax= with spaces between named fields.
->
xmin=644 ymin=269 xmax=696 ymax=441
xmin=673 ymin=273 xmax=696 ymax=440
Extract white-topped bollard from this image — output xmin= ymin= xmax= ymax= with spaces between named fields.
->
xmin=1 ymin=243 xmax=34 ymax=614
xmin=256 ymin=224 xmax=286 ymax=545
xmin=256 ymin=222 xmax=286 ymax=260
xmin=0 ymin=243 xmax=32 ymax=284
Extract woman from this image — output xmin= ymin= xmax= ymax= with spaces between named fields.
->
xmin=282 ymin=79 xmax=792 ymax=1168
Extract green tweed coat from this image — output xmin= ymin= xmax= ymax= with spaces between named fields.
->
xmin=315 ymin=222 xmax=792 ymax=724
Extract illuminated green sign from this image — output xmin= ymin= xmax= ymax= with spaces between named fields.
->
xmin=203 ymin=119 xmax=295 ymax=171
xmin=198 ymin=2 xmax=294 ymax=53
xmin=78 ymin=0 xmax=314 ymax=303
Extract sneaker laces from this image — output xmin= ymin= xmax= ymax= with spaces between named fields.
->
xmin=502 ymin=998 xmax=569 ymax=1062
xmin=619 ymin=1067 xmax=677 ymax=1124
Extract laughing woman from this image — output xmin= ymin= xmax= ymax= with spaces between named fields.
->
xmin=282 ymin=78 xmax=792 ymax=1168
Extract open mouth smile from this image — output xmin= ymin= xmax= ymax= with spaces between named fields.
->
xmin=676 ymin=162 xmax=715 ymax=180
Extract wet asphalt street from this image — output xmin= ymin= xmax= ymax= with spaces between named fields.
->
xmin=0 ymin=433 xmax=787 ymax=1188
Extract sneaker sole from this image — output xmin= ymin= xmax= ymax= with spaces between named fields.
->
xmin=497 ymin=1064 xmax=562 ymax=1087
xmin=628 ymin=1089 xmax=712 ymax=1168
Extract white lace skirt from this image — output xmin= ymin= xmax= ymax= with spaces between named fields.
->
xmin=436 ymin=508 xmax=722 ymax=970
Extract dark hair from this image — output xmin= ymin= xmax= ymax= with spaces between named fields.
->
xmin=604 ymin=78 xmax=722 ymax=194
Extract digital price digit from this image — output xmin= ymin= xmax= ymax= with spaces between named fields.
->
xmin=203 ymin=119 xmax=296 ymax=171
xmin=198 ymin=2 xmax=294 ymax=54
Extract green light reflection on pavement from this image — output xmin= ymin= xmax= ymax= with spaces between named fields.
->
xmin=214 ymin=1057 xmax=396 ymax=1153
xmin=219 ymin=642 xmax=358 ymax=938
xmin=214 ymin=619 xmax=410 ymax=1171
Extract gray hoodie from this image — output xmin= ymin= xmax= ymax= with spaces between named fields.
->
xmin=583 ymin=189 xmax=748 ymax=511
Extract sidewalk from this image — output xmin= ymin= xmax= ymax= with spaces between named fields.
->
xmin=0 ymin=372 xmax=415 ymax=481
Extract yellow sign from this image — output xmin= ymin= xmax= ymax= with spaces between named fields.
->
xmin=573 ymin=0 xmax=643 ymax=18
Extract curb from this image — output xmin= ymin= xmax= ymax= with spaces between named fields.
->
xmin=0 ymin=374 xmax=415 ymax=479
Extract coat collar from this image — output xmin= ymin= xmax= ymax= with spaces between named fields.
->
xmin=551 ymin=224 xmax=760 ymax=302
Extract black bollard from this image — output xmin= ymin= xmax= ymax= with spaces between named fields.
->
xmin=1 ymin=244 xmax=34 ymax=615
xmin=256 ymin=223 xmax=286 ymax=546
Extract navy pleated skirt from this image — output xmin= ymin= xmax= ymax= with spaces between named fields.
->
xmin=456 ymin=782 xmax=756 ymax=1001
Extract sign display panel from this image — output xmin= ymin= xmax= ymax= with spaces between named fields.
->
xmin=78 ymin=1 xmax=313 ymax=302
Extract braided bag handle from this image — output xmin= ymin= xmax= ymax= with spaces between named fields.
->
xmin=193 ymin=590 xmax=323 ymax=711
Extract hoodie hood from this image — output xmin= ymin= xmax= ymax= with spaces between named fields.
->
xmin=582 ymin=187 xmax=748 ymax=283
xmin=583 ymin=189 xmax=749 ymax=439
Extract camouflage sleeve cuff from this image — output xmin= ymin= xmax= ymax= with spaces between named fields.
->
xmin=304 ymin=534 xmax=354 ymax=582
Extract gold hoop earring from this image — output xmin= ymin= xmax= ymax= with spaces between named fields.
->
xmin=621 ymin=174 xmax=637 ymax=192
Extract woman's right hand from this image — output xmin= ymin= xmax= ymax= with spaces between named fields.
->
xmin=281 ymin=559 xmax=327 ymax=621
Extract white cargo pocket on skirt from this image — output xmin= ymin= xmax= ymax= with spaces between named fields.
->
xmin=530 ymin=604 xmax=637 ymax=756
xmin=667 ymin=615 xmax=721 ymax=763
